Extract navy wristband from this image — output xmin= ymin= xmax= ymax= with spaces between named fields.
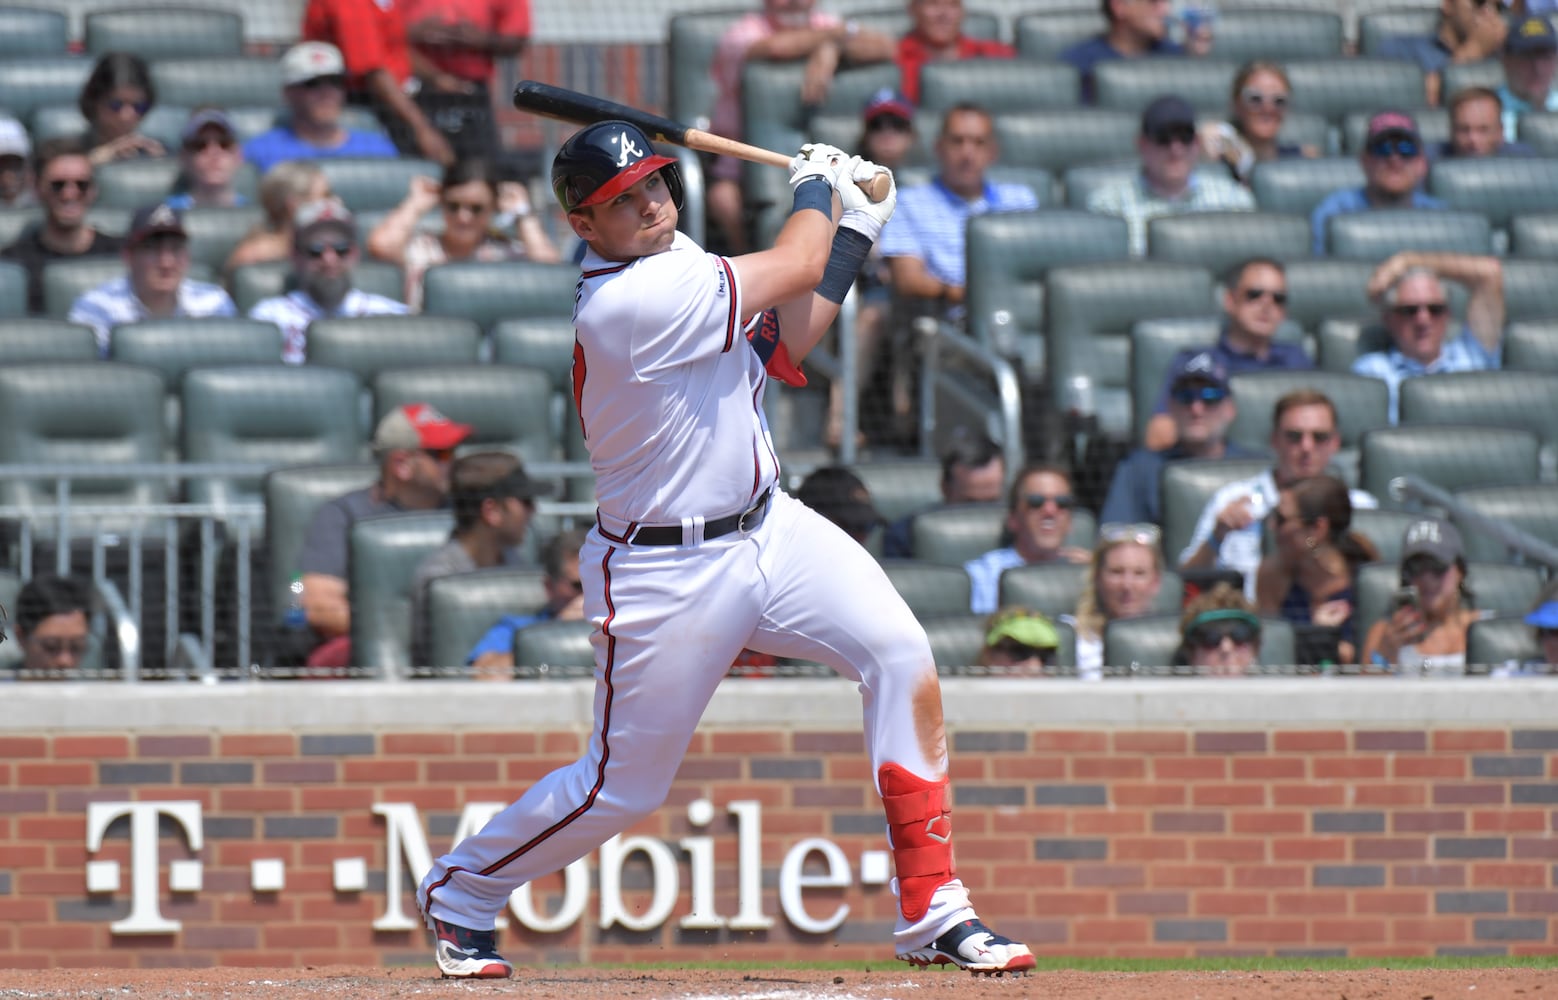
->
xmin=814 ymin=227 xmax=872 ymax=304
xmin=790 ymin=177 xmax=832 ymax=219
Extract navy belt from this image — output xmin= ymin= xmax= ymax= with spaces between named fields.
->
xmin=630 ymin=488 xmax=772 ymax=546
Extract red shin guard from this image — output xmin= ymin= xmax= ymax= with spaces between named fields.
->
xmin=878 ymin=764 xmax=955 ymax=923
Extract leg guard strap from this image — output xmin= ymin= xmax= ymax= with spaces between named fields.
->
xmin=878 ymin=763 xmax=955 ymax=923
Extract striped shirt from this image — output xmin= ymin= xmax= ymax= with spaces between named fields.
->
xmin=248 ymin=287 xmax=407 ymax=364
xmin=878 ymin=177 xmax=1039 ymax=288
xmin=67 ymin=275 xmax=237 ymax=356
xmin=1086 ymin=172 xmax=1255 ymax=256
xmin=1351 ymin=327 xmax=1500 ymax=423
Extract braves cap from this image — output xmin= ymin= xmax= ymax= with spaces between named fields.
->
xmin=372 ymin=403 xmax=473 ymax=452
xmin=1141 ymin=94 xmax=1196 ymax=135
xmin=0 ymin=116 xmax=30 ymax=159
xmin=281 ymin=41 xmax=346 ymax=87
xmin=1506 ymin=14 xmax=1557 ymax=55
xmin=1365 ymin=110 xmax=1421 ymax=145
xmin=1169 ymin=350 xmax=1230 ymax=391
xmin=1400 ymin=517 xmax=1463 ymax=566
xmin=863 ymin=87 xmax=914 ymax=126
xmin=127 ymin=203 xmax=187 ymax=246
xmin=181 ymin=108 xmax=237 ymax=144
xmin=293 ymin=197 xmax=355 ymax=246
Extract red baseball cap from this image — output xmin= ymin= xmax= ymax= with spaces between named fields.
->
xmin=372 ymin=403 xmax=473 ymax=452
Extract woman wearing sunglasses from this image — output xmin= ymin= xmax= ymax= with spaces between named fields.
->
xmin=1199 ymin=61 xmax=1314 ymax=185
xmin=1254 ymin=475 xmax=1377 ymax=665
xmin=1066 ymin=524 xmax=1164 ymax=679
xmin=79 ymin=52 xmax=165 ymax=166
xmin=1361 ymin=517 xmax=1485 ymax=675
xmin=1176 ymin=583 xmax=1261 ymax=676
xmin=367 ymin=157 xmax=560 ymax=312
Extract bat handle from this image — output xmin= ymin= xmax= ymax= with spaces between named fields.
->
xmin=860 ymin=171 xmax=891 ymax=204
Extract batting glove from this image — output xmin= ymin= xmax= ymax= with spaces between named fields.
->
xmin=788 ymin=142 xmax=849 ymax=192
xmin=837 ymin=157 xmax=896 ymax=244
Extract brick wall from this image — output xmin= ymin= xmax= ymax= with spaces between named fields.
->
xmin=3 ymin=684 xmax=1556 ymax=969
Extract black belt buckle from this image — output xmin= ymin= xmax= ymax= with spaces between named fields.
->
xmin=738 ymin=489 xmax=771 ymax=534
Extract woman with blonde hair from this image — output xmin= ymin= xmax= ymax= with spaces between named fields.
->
xmin=1199 ymin=60 xmax=1317 ymax=185
xmin=224 ymin=160 xmax=330 ymax=273
xmin=1064 ymin=524 xmax=1164 ymax=680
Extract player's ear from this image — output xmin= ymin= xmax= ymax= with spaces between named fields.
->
xmin=566 ymin=207 xmax=596 ymax=242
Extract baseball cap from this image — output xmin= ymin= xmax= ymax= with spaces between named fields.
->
xmin=0 ymin=117 xmax=31 ymax=159
xmin=1141 ymin=94 xmax=1196 ymax=135
xmin=1400 ymin=517 xmax=1464 ymax=566
xmin=1365 ymin=110 xmax=1421 ymax=145
xmin=795 ymin=466 xmax=883 ymax=540
xmin=1506 ymin=15 xmax=1557 ymax=56
xmin=984 ymin=609 xmax=1060 ymax=652
xmin=372 ymin=403 xmax=473 ymax=452
xmin=453 ymin=454 xmax=555 ymax=505
xmin=1526 ymin=600 xmax=1558 ymax=629
xmin=281 ymin=41 xmax=346 ymax=87
xmin=1169 ymin=350 xmax=1230 ymax=391
xmin=127 ymin=203 xmax=187 ymax=246
xmin=863 ymin=87 xmax=914 ymax=126
xmin=293 ymin=196 xmax=355 ymax=246
xmin=181 ymin=108 xmax=237 ymax=144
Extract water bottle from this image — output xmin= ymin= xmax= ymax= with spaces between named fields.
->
xmin=1065 ymin=374 xmax=1095 ymax=418
xmin=989 ymin=309 xmax=1016 ymax=357
xmin=283 ymin=574 xmax=307 ymax=630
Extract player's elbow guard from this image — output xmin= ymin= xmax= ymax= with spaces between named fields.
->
xmin=746 ymin=308 xmax=807 ymax=387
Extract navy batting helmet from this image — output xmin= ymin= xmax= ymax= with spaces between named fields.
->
xmin=551 ymin=120 xmax=684 ymax=212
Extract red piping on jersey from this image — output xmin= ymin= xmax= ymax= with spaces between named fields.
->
xmin=595 ymin=510 xmax=635 ymax=545
xmin=581 ymin=262 xmax=629 ymax=279
xmin=422 ymin=547 xmax=619 ymax=914
xmin=718 ymin=257 xmax=738 ymax=353
xmin=750 ymin=378 xmax=779 ymax=494
xmin=571 ymin=338 xmax=588 ymax=441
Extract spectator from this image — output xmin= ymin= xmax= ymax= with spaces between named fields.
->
xmin=1 ymin=138 xmax=124 ymax=315
xmin=67 ymin=204 xmax=237 ymax=356
xmin=242 ymin=42 xmax=401 ymax=175
xmin=1065 ymin=523 xmax=1165 ymax=680
xmin=883 ymin=429 xmax=1006 ymax=559
xmin=1438 ymin=86 xmax=1535 ymax=158
xmin=1101 ymin=353 xmax=1261 ymax=525
xmin=1497 ymin=14 xmax=1558 ymax=141
xmin=795 ymin=465 xmax=883 ymax=546
xmin=880 ymin=104 xmax=1038 ymax=316
xmin=78 ymin=52 xmax=165 ymax=166
xmin=1501 ymin=580 xmax=1558 ymax=674
xmin=977 ymin=605 xmax=1059 ymax=673
xmin=1062 ymin=0 xmax=1184 ymax=105
xmin=1199 ymin=61 xmax=1316 ymax=186
xmin=164 ymin=109 xmax=248 ymax=210
xmin=464 ymin=528 xmax=589 ymax=678
xmin=1254 ymin=474 xmax=1378 ymax=665
xmin=7 ymin=575 xmax=93 ymax=680
xmin=367 ymin=157 xmax=559 ymax=311
xmin=704 ymin=0 xmax=893 ymax=254
xmin=965 ymin=463 xmax=1091 ymax=614
xmin=1175 ymin=582 xmax=1260 ymax=676
xmin=301 ymin=0 xmax=455 ymax=166
xmin=1143 ymin=257 xmax=1313 ymax=451
xmin=0 ymin=117 xmax=34 ymax=208
xmin=1086 ymin=94 xmax=1255 ymax=257
xmin=294 ymin=402 xmax=471 ymax=670
xmin=895 ymin=0 xmax=1015 ymax=105
xmin=249 ymin=197 xmax=407 ymax=363
xmin=1352 ymin=251 xmax=1504 ymax=423
xmin=1376 ymin=0 xmax=1506 ymax=106
xmin=1180 ymin=389 xmax=1377 ymax=597
xmin=1310 ymin=110 xmax=1446 ymax=256
xmin=857 ymin=88 xmax=920 ymax=173
xmin=410 ymin=451 xmax=550 ymax=666
xmin=225 ymin=161 xmax=331 ymax=273
xmin=402 ymin=0 xmax=530 ymax=162
xmin=1361 ymin=517 xmax=1485 ymax=674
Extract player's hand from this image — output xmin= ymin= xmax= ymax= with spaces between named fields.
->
xmin=788 ymin=142 xmax=848 ymax=193
xmin=837 ymin=157 xmax=896 ymax=243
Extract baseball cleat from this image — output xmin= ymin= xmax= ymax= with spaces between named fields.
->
xmin=897 ymin=918 xmax=1037 ymax=976
xmin=430 ymin=917 xmax=513 ymax=979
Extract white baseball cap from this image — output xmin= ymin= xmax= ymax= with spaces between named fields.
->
xmin=0 ymin=117 xmax=30 ymax=159
xmin=280 ymin=41 xmax=346 ymax=87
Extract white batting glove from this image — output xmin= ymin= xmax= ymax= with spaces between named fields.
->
xmin=837 ymin=157 xmax=896 ymax=243
xmin=787 ymin=142 xmax=849 ymax=192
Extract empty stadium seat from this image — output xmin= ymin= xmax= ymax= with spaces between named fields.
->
xmin=997 ymin=110 xmax=1139 ymax=173
xmin=1326 ymin=209 xmax=1493 ymax=258
xmin=1015 ymin=9 xmax=1106 ymax=61
xmin=743 ymin=62 xmax=901 ymax=152
xmin=1146 ymin=211 xmax=1311 ymax=274
xmin=1094 ymin=58 xmax=1240 ymax=115
xmin=1340 ymin=107 xmax=1448 ymax=155
xmin=0 ymin=262 xmax=27 ymax=319
xmin=1520 ymin=112 xmax=1558 ymax=156
xmin=85 ymin=6 xmax=244 ymax=58
xmin=1315 ymin=318 xmax=1389 ymax=373
xmin=1360 ymin=425 xmax=1540 ymax=508
xmin=349 ymin=511 xmax=455 ymax=677
xmin=420 ymin=260 xmax=579 ymax=330
xmin=373 ymin=365 xmax=557 ymax=467
xmin=1210 ymin=8 xmax=1345 ymax=61
xmin=183 ymin=205 xmax=266 ymax=270
xmin=306 ymin=315 xmax=482 ymax=379
xmin=0 ymin=57 xmax=92 ymax=119
xmin=1451 ymin=483 xmax=1558 ymax=563
xmin=1442 ymin=59 xmax=1505 ymax=95
xmin=317 ymin=158 xmax=445 ymax=213
xmin=919 ymin=614 xmax=988 ymax=669
xmin=262 ymin=462 xmax=377 ymax=626
xmin=93 ymin=158 xmax=181 ymax=211
xmin=1465 ymin=615 xmax=1542 ymax=672
xmin=1251 ymin=157 xmax=1366 ymax=216
xmin=0 ymin=5 xmax=67 ymax=56
xmin=1351 ymin=507 xmax=1429 ymax=565
xmin=1504 ymin=320 xmax=1558 ymax=373
xmin=1354 ymin=560 xmax=1546 ymax=660
xmin=999 ymin=562 xmax=1090 ymax=620
xmin=229 ymin=260 xmax=405 ymax=312
xmin=513 ymin=617 xmax=595 ymax=668
xmin=920 ymin=60 xmax=1080 ymax=113
xmin=426 ymin=568 xmax=549 ymax=670
xmin=110 ymin=317 xmax=281 ymax=384
xmin=1399 ymin=371 xmax=1558 ymax=476
xmin=1358 ymin=9 xmax=1437 ymax=55
xmin=1429 ymin=158 xmax=1558 ymax=231
xmin=42 ymin=258 xmax=128 ymax=319
xmin=667 ymin=9 xmax=745 ymax=126
xmin=490 ymin=318 xmax=576 ymax=393
xmin=880 ymin=561 xmax=974 ymax=619
xmin=1503 ymin=258 xmax=1558 ymax=323
xmin=150 ymin=57 xmax=285 ymax=111
xmin=1281 ymin=259 xmax=1378 ymax=334
xmin=0 ymin=319 xmax=99 ymax=362
xmin=1511 ymin=211 xmax=1558 ymax=258
xmin=850 ymin=459 xmax=942 ymax=524
xmin=1285 ymin=58 xmax=1424 ymax=124
xmin=1226 ymin=371 xmax=1390 ymax=479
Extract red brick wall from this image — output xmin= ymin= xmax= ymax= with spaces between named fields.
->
xmin=3 ymin=725 xmax=1556 ymax=968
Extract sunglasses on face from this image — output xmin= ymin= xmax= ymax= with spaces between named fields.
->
xmin=1188 ymin=621 xmax=1259 ymax=649
xmin=1242 ymin=287 xmax=1288 ymax=306
xmin=1100 ymin=522 xmax=1163 ymax=546
xmin=302 ymin=75 xmax=346 ymax=91
xmin=1151 ymin=126 xmax=1197 ymax=147
xmin=1240 ymin=90 xmax=1288 ymax=109
xmin=183 ymin=136 xmax=235 ymax=153
xmin=1280 ymin=428 xmax=1334 ymax=445
xmin=1367 ymin=137 xmax=1420 ymax=159
xmin=104 ymin=97 xmax=151 ymax=115
xmin=987 ymin=638 xmax=1053 ymax=662
xmin=421 ymin=447 xmax=456 ymax=463
xmin=1403 ymin=556 xmax=1449 ymax=579
xmin=868 ymin=116 xmax=913 ymax=134
xmin=36 ymin=636 xmax=89 ymax=657
xmin=443 ymin=199 xmax=490 ymax=216
xmin=1171 ymin=384 xmax=1228 ymax=406
xmin=303 ymin=239 xmax=353 ymax=259
xmin=1391 ymin=301 xmax=1449 ymax=319
xmin=1023 ymin=493 xmax=1075 ymax=511
xmin=47 ymin=178 xmax=93 ymax=195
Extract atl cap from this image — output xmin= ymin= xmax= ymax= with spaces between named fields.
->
xmin=1169 ymin=350 xmax=1231 ymax=391
xmin=1400 ymin=517 xmax=1464 ymax=566
xmin=862 ymin=87 xmax=914 ymax=125
xmin=372 ymin=403 xmax=473 ymax=452
xmin=281 ymin=41 xmax=346 ymax=87
xmin=127 ymin=203 xmax=187 ymax=246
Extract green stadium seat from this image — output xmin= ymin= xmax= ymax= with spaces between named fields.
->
xmin=1001 ymin=110 xmax=1139 ymax=173
xmin=30 ymin=103 xmax=193 ymax=151
xmin=0 ymin=262 xmax=27 ymax=319
xmin=0 ymin=319 xmax=99 ymax=362
xmin=94 ymin=158 xmax=181 ymax=211
xmin=85 ymin=6 xmax=244 ymax=58
xmin=1351 ymin=507 xmax=1429 ymax=565
xmin=849 ymin=459 xmax=941 ymax=524
xmin=490 ymin=318 xmax=576 ymax=393
xmin=1251 ymin=157 xmax=1366 ymax=216
xmin=1209 ymin=8 xmax=1344 ymax=61
xmin=1359 ymin=425 xmax=1540 ymax=509
xmin=999 ymin=562 xmax=1089 ymax=620
xmin=1285 ymin=58 xmax=1425 ymax=124
xmin=1326 ymin=209 xmax=1493 ymax=259
xmin=229 ymin=260 xmax=405 ymax=312
xmin=263 ymin=462 xmax=377 ymax=626
xmin=1504 ymin=320 xmax=1558 ymax=373
xmin=317 ymin=158 xmax=444 ymax=213
xmin=1281 ymin=259 xmax=1377 ymax=334
xmin=1520 ymin=112 xmax=1558 ymax=156
xmin=667 ymin=9 xmax=747 ymax=126
xmin=513 ymin=617 xmax=595 ymax=668
xmin=1451 ymin=483 xmax=1558 ymax=563
xmin=1340 ymin=108 xmax=1448 ymax=155
xmin=1358 ymin=9 xmax=1438 ymax=56
xmin=1226 ymin=370 xmax=1390 ymax=474
xmin=1399 ymin=371 xmax=1558 ymax=476
xmin=1354 ymin=561 xmax=1546 ymax=660
xmin=373 ymin=364 xmax=557 ymax=467
xmin=420 ymin=260 xmax=578 ymax=331
xmin=1160 ymin=458 xmax=1273 ymax=562
xmin=880 ymin=561 xmax=974 ymax=618
xmin=920 ymin=60 xmax=1080 ymax=113
xmin=919 ymin=614 xmax=987 ymax=668
xmin=1015 ymin=10 xmax=1105 ymax=61
xmin=349 ymin=511 xmax=455 ymax=677
xmin=305 ymin=315 xmax=482 ymax=379
xmin=743 ymin=62 xmax=901 ymax=145
xmin=1510 ymin=211 xmax=1558 ymax=258
xmin=1103 ymin=613 xmax=1296 ymax=672
xmin=0 ymin=6 xmax=67 ymax=56
xmin=911 ymin=502 xmax=1098 ymax=566
xmin=1315 ymin=318 xmax=1389 ymax=373
xmin=1441 ymin=59 xmax=1505 ymax=96
xmin=0 ymin=57 xmax=92 ymax=119
xmin=182 ymin=205 xmax=265 ymax=270
xmin=1429 ymin=158 xmax=1558 ymax=231
xmin=1276 ymin=111 xmax=1332 ymax=154
xmin=426 ymin=568 xmax=549 ymax=671
xmin=110 ymin=317 xmax=283 ymax=386
xmin=1503 ymin=258 xmax=1558 ymax=323
xmin=1129 ymin=316 xmax=1219 ymax=441
xmin=1094 ymin=58 xmax=1241 ymax=116
xmin=150 ymin=57 xmax=285 ymax=110
xmin=43 ymin=258 xmax=127 ymax=319
xmin=1146 ymin=211 xmax=1312 ymax=274
xmin=1465 ymin=615 xmax=1542 ymax=673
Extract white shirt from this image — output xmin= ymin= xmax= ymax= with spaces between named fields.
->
xmin=248 ymin=287 xmax=407 ymax=364
xmin=68 ymin=275 xmax=237 ymax=356
xmin=574 ymin=230 xmax=778 ymax=529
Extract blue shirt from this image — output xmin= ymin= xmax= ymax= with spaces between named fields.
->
xmin=1374 ymin=34 xmax=1453 ymax=77
xmin=1310 ymin=187 xmax=1448 ymax=255
xmin=1154 ymin=334 xmax=1313 ymax=416
xmin=1098 ymin=440 xmax=1263 ymax=526
xmin=964 ymin=547 xmax=1026 ymax=614
xmin=242 ymin=127 xmax=398 ymax=174
xmin=163 ymin=193 xmax=249 ymax=210
xmin=1060 ymin=35 xmax=1185 ymax=104
xmin=878 ymin=177 xmax=1038 ymax=288
xmin=466 ymin=609 xmax=556 ymax=664
xmin=1351 ymin=326 xmax=1500 ymax=423
xmin=1496 ymin=83 xmax=1558 ymax=143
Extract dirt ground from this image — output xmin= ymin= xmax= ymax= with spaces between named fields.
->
xmin=0 ymin=966 xmax=1550 ymax=1000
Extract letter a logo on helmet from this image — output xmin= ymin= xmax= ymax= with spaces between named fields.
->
xmin=552 ymin=120 xmax=684 ymax=212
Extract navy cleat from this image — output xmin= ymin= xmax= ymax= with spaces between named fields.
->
xmin=897 ymin=917 xmax=1036 ymax=976
xmin=430 ymin=916 xmax=514 ymax=979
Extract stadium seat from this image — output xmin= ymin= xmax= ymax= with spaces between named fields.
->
xmin=1326 ymin=209 xmax=1493 ymax=258
xmin=42 ymin=258 xmax=128 ymax=319
xmin=317 ymin=158 xmax=444 ymax=213
xmin=223 ymin=105 xmax=281 ymax=142
xmin=150 ymin=57 xmax=285 ymax=110
xmin=1504 ymin=320 xmax=1558 ymax=373
xmin=94 ymin=158 xmax=181 ymax=211
xmin=1275 ymin=111 xmax=1332 ymax=154
xmin=0 ymin=319 xmax=99 ymax=362
xmin=349 ymin=511 xmax=455 ymax=678
xmin=1146 ymin=211 xmax=1311 ymax=275
xmin=182 ymin=365 xmax=364 ymax=507
xmin=1358 ymin=9 xmax=1438 ymax=56
xmin=743 ymin=62 xmax=901 ymax=152
xmin=1094 ymin=58 xmax=1240 ymax=116
xmin=1510 ymin=211 xmax=1558 ymax=258
xmin=911 ymin=502 xmax=1097 ymax=567
xmin=262 ymin=462 xmax=377 ymax=626
xmin=0 ymin=262 xmax=27 ymax=319
xmin=1451 ymin=483 xmax=1558 ymax=563
xmin=1354 ymin=560 xmax=1546 ymax=659
xmin=1045 ymin=261 xmax=1215 ymax=438
xmin=373 ymin=364 xmax=557 ymax=467
xmin=1340 ymin=108 xmax=1448 ymax=155
xmin=880 ymin=561 xmax=974 ymax=619
xmin=1520 ymin=112 xmax=1558 ymax=156
xmin=0 ymin=57 xmax=92 ymax=120
xmin=848 ymin=6 xmax=999 ymax=39
xmin=1209 ymin=8 xmax=1345 ymax=61
xmin=1441 ymin=59 xmax=1505 ymax=95
xmin=0 ymin=5 xmax=67 ymax=56
xmin=1103 ymin=613 xmax=1296 ymax=672
xmin=1315 ymin=318 xmax=1389 ymax=373
xmin=426 ymin=568 xmax=549 ymax=670
xmin=29 ymin=103 xmax=186 ymax=149
xmin=1399 ymin=371 xmax=1558 ymax=476
xmin=1285 ymin=59 xmax=1424 ymax=124
xmin=850 ymin=459 xmax=941 ymax=524
xmin=1465 ymin=615 xmax=1542 ymax=673
xmin=1282 ymin=259 xmax=1378 ymax=335
xmin=1351 ymin=507 xmax=1429 ymax=565
xmin=305 ymin=315 xmax=482 ymax=379
xmin=1226 ymin=370 xmax=1390 ymax=475
xmin=1128 ymin=316 xmax=1219 ymax=440
xmin=1160 ymin=458 xmax=1273 ymax=562
xmin=420 ymin=261 xmax=579 ymax=331
xmin=666 ymin=9 xmax=747 ymax=126
xmin=183 ymin=205 xmax=266 ymax=271
xmin=1359 ymin=425 xmax=1540 ymax=509
xmin=1251 ymin=157 xmax=1366 ymax=216
xmin=490 ymin=318 xmax=576 ymax=393
xmin=997 ymin=110 xmax=1139 ymax=173
xmin=919 ymin=614 xmax=988 ymax=669
xmin=513 ymin=617 xmax=595 ymax=669
xmin=920 ymin=60 xmax=1080 ymax=114
xmin=229 ymin=260 xmax=405 ymax=312
xmin=110 ymin=317 xmax=282 ymax=385
xmin=85 ymin=6 xmax=244 ymax=58
xmin=998 ymin=562 xmax=1089 ymax=620
xmin=1503 ymin=258 xmax=1558 ymax=323
xmin=1014 ymin=10 xmax=1106 ymax=61
xmin=1429 ymin=158 xmax=1558 ymax=231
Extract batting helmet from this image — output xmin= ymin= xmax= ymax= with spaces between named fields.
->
xmin=551 ymin=120 xmax=684 ymax=213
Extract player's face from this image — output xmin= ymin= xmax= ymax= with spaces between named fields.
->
xmin=1451 ymin=95 xmax=1503 ymax=157
xmin=19 ymin=610 xmax=90 ymax=675
xmin=568 ymin=170 xmax=678 ymax=261
xmin=1009 ymin=470 xmax=1073 ymax=554
xmin=944 ymin=456 xmax=1005 ymax=504
xmin=1271 ymin=403 xmax=1339 ymax=482
xmin=1097 ymin=541 xmax=1161 ymax=621
xmin=1224 ymin=262 xmax=1287 ymax=341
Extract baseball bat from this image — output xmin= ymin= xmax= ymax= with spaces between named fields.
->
xmin=513 ymin=79 xmax=891 ymax=203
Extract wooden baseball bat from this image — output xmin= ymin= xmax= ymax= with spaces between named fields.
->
xmin=513 ymin=79 xmax=891 ymax=203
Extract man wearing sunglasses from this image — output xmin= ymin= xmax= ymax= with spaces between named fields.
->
xmin=7 ymin=575 xmax=93 ymax=680
xmin=243 ymin=42 xmax=399 ymax=175
xmin=1376 ymin=0 xmax=1507 ymax=106
xmin=1101 ymin=353 xmax=1260 ymax=525
xmin=1086 ymin=94 xmax=1254 ymax=256
xmin=965 ymin=463 xmax=1092 ymax=614
xmin=1310 ymin=110 xmax=1446 ymax=256
xmin=248 ymin=197 xmax=407 ymax=364
xmin=1352 ymin=250 xmax=1504 ymax=423
xmin=0 ymin=138 xmax=123 ymax=315
xmin=165 ymin=109 xmax=248 ymax=210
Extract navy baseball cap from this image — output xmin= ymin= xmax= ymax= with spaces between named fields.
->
xmin=1141 ymin=94 xmax=1196 ymax=135
xmin=127 ymin=203 xmax=187 ymax=247
xmin=1169 ymin=351 xmax=1230 ymax=391
xmin=1506 ymin=15 xmax=1557 ymax=56
xmin=863 ymin=87 xmax=914 ymax=126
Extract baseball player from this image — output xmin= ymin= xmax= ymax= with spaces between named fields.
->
xmin=416 ymin=120 xmax=1035 ymax=979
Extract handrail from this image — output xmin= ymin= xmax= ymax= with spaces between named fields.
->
xmin=93 ymin=577 xmax=140 ymax=683
xmin=1391 ymin=473 xmax=1558 ymax=570
xmin=797 ymin=284 xmax=861 ymax=464
xmin=917 ymin=319 xmax=1025 ymax=479
xmin=170 ymin=633 xmax=216 ymax=684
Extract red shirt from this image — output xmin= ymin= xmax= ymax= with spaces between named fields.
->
xmin=401 ymin=0 xmax=531 ymax=84
xmin=895 ymin=33 xmax=1015 ymax=105
xmin=303 ymin=0 xmax=413 ymax=89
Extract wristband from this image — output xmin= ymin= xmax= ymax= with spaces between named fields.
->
xmin=814 ymin=227 xmax=872 ymax=304
xmin=790 ymin=177 xmax=832 ymax=219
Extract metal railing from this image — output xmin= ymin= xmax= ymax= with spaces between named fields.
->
xmin=1391 ymin=473 xmax=1558 ymax=571
xmin=917 ymin=317 xmax=1026 ymax=477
